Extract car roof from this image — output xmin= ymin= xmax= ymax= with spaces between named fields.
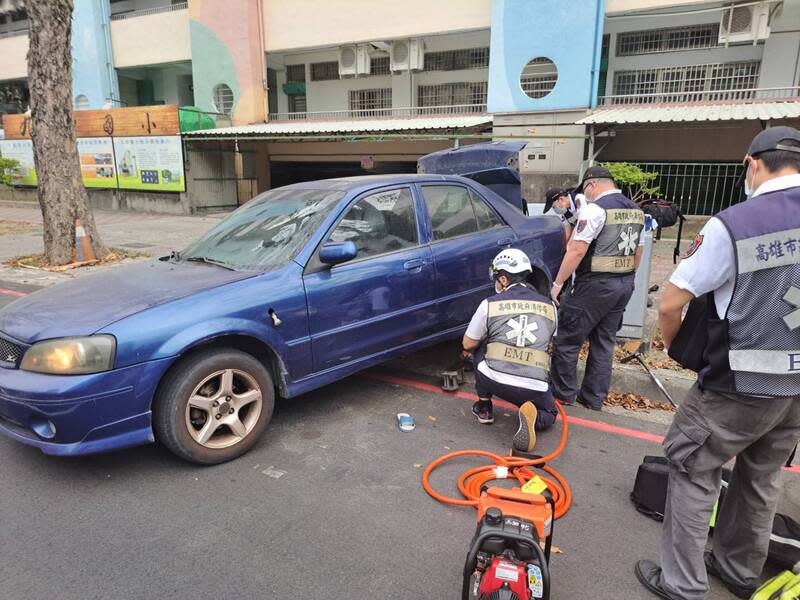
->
xmin=280 ymin=173 xmax=474 ymax=193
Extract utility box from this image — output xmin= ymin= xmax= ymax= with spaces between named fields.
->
xmin=619 ymin=228 xmax=654 ymax=341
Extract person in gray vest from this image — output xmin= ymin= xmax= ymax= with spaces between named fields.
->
xmin=548 ymin=165 xmax=645 ymax=410
xmin=462 ymin=248 xmax=560 ymax=453
xmin=636 ymin=126 xmax=800 ymax=600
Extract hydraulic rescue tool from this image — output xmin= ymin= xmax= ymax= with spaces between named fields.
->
xmin=422 ymin=403 xmax=572 ymax=600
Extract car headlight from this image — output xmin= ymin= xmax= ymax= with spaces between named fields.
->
xmin=20 ymin=335 xmax=116 ymax=375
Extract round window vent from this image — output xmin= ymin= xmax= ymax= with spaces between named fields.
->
xmin=212 ymin=83 xmax=234 ymax=115
xmin=520 ymin=57 xmax=558 ymax=99
xmin=74 ymin=94 xmax=90 ymax=110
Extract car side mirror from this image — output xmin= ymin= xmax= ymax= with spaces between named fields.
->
xmin=319 ymin=241 xmax=357 ymax=266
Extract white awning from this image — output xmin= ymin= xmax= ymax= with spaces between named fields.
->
xmin=184 ymin=115 xmax=493 ymax=137
xmin=577 ymin=101 xmax=800 ymax=125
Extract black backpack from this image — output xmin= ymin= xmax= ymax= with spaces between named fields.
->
xmin=631 ymin=456 xmax=800 ymax=569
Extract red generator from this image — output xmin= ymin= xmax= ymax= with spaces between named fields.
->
xmin=463 ymin=487 xmax=554 ymax=600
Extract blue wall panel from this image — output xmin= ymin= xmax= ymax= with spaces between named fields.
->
xmin=488 ymin=0 xmax=604 ymax=113
xmin=72 ymin=0 xmax=119 ymax=109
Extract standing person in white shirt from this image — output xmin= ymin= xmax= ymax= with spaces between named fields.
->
xmin=548 ymin=166 xmax=645 ymax=411
xmin=636 ymin=127 xmax=800 ymax=600
xmin=462 ymin=249 xmax=559 ymax=454
xmin=544 ymin=187 xmax=586 ymax=244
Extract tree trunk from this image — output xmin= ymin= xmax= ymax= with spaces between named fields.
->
xmin=24 ymin=0 xmax=107 ymax=265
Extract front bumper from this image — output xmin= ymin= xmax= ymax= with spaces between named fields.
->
xmin=0 ymin=357 xmax=174 ymax=456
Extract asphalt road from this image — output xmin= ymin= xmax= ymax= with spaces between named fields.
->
xmin=1 ymin=281 xmax=797 ymax=600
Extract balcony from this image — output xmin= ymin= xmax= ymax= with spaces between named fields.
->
xmin=267 ymin=103 xmax=488 ymax=122
xmin=599 ymin=86 xmax=800 ymax=106
xmin=110 ymin=3 xmax=190 ymax=68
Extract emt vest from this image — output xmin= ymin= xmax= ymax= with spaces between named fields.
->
xmin=703 ymin=185 xmax=800 ymax=397
xmin=484 ymin=284 xmax=556 ymax=383
xmin=576 ymin=192 xmax=644 ymax=278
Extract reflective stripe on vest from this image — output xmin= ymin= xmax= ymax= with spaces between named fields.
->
xmin=484 ymin=288 xmax=555 ymax=382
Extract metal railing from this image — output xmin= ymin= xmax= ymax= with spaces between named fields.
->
xmin=600 ymin=86 xmax=800 ymax=106
xmin=267 ymin=103 xmax=488 ymax=122
xmin=608 ymin=161 xmax=744 ymax=215
xmin=0 ymin=28 xmax=27 ymax=39
xmin=110 ymin=2 xmax=188 ymax=21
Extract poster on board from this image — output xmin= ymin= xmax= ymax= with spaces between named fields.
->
xmin=77 ymin=137 xmax=117 ymax=188
xmin=0 ymin=139 xmax=37 ymax=186
xmin=114 ymin=135 xmax=185 ymax=192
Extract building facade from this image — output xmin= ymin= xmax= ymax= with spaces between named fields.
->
xmin=1 ymin=0 xmax=799 ymax=214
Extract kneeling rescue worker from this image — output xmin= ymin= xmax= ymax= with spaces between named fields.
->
xmin=462 ymin=249 xmax=560 ymax=453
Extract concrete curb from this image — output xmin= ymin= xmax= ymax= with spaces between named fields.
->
xmin=586 ymin=362 xmax=695 ymax=405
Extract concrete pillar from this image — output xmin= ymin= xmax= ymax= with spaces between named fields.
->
xmin=189 ymin=0 xmax=267 ymax=125
xmin=72 ymin=0 xmax=119 ymax=108
xmin=255 ymin=144 xmax=271 ymax=193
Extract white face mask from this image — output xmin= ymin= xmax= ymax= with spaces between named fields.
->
xmin=552 ymin=205 xmax=568 ymax=216
xmin=744 ymin=162 xmax=754 ymax=198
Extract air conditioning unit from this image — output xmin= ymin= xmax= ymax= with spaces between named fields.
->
xmin=719 ymin=1 xmax=770 ymax=44
xmin=390 ymin=38 xmax=424 ymax=73
xmin=339 ymin=44 xmax=370 ymax=78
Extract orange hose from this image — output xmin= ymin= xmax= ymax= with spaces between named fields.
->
xmin=421 ymin=402 xmax=573 ymax=520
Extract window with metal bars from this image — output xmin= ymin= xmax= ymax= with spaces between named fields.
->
xmin=370 ymin=56 xmax=390 ymax=76
xmin=417 ymin=82 xmax=488 ymax=109
xmin=349 ymin=88 xmax=392 ymax=117
xmin=310 ymin=61 xmax=339 ymax=81
xmin=286 ymin=64 xmax=305 ymax=83
xmin=416 ymin=81 xmax=488 ymax=111
xmin=616 ymin=23 xmax=721 ymax=56
xmin=288 ymin=94 xmax=307 ymax=113
xmin=423 ymin=47 xmax=490 ymax=72
xmin=612 ymin=61 xmax=760 ymax=102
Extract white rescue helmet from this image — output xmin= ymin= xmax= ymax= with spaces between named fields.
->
xmin=490 ymin=248 xmax=532 ymax=280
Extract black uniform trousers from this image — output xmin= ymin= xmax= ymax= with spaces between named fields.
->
xmin=551 ymin=273 xmax=635 ymax=408
xmin=472 ymin=347 xmax=559 ymax=430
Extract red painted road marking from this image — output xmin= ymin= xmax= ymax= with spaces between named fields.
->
xmin=0 ymin=288 xmax=26 ymax=298
xmin=363 ymin=371 xmax=799 ymax=473
xmin=364 ymin=371 xmax=665 ymax=443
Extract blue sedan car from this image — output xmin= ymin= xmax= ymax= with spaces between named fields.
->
xmin=0 ymin=174 xmax=562 ymax=463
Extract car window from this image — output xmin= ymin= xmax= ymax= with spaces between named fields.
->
xmin=328 ymin=188 xmax=418 ymax=259
xmin=422 ymin=185 xmax=479 ymax=241
xmin=470 ymin=190 xmax=503 ymax=230
xmin=181 ymin=188 xmax=345 ymax=271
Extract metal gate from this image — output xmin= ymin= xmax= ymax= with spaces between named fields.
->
xmin=609 ymin=161 xmax=744 ymax=216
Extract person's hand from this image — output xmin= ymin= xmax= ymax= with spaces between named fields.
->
xmin=550 ymin=282 xmax=562 ymax=306
xmin=460 ymin=349 xmax=472 ymax=361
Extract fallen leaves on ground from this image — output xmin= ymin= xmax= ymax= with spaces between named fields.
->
xmin=0 ymin=219 xmax=37 ymax=236
xmin=605 ymin=391 xmax=675 ymax=412
xmin=6 ymin=247 xmax=148 ymax=270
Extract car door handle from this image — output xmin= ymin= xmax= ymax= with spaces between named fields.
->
xmin=497 ymin=237 xmax=514 ymax=247
xmin=403 ymin=258 xmax=426 ymax=271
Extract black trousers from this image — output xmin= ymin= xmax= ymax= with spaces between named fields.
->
xmin=474 ymin=365 xmax=558 ymax=431
xmin=551 ymin=274 xmax=635 ymax=408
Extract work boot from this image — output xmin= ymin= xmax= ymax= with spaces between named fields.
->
xmin=512 ymin=402 xmax=537 ymax=453
xmin=634 ymin=560 xmax=683 ymax=600
xmin=576 ymin=396 xmax=602 ymax=411
xmin=471 ymin=400 xmax=493 ymax=424
xmin=704 ymin=552 xmax=757 ymax=599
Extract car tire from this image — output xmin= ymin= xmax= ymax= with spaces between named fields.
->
xmin=153 ymin=347 xmax=275 ymax=465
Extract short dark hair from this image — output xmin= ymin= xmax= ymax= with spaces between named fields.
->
xmin=757 ymin=138 xmax=800 ymax=173
xmin=496 ymin=270 xmax=529 ymax=285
